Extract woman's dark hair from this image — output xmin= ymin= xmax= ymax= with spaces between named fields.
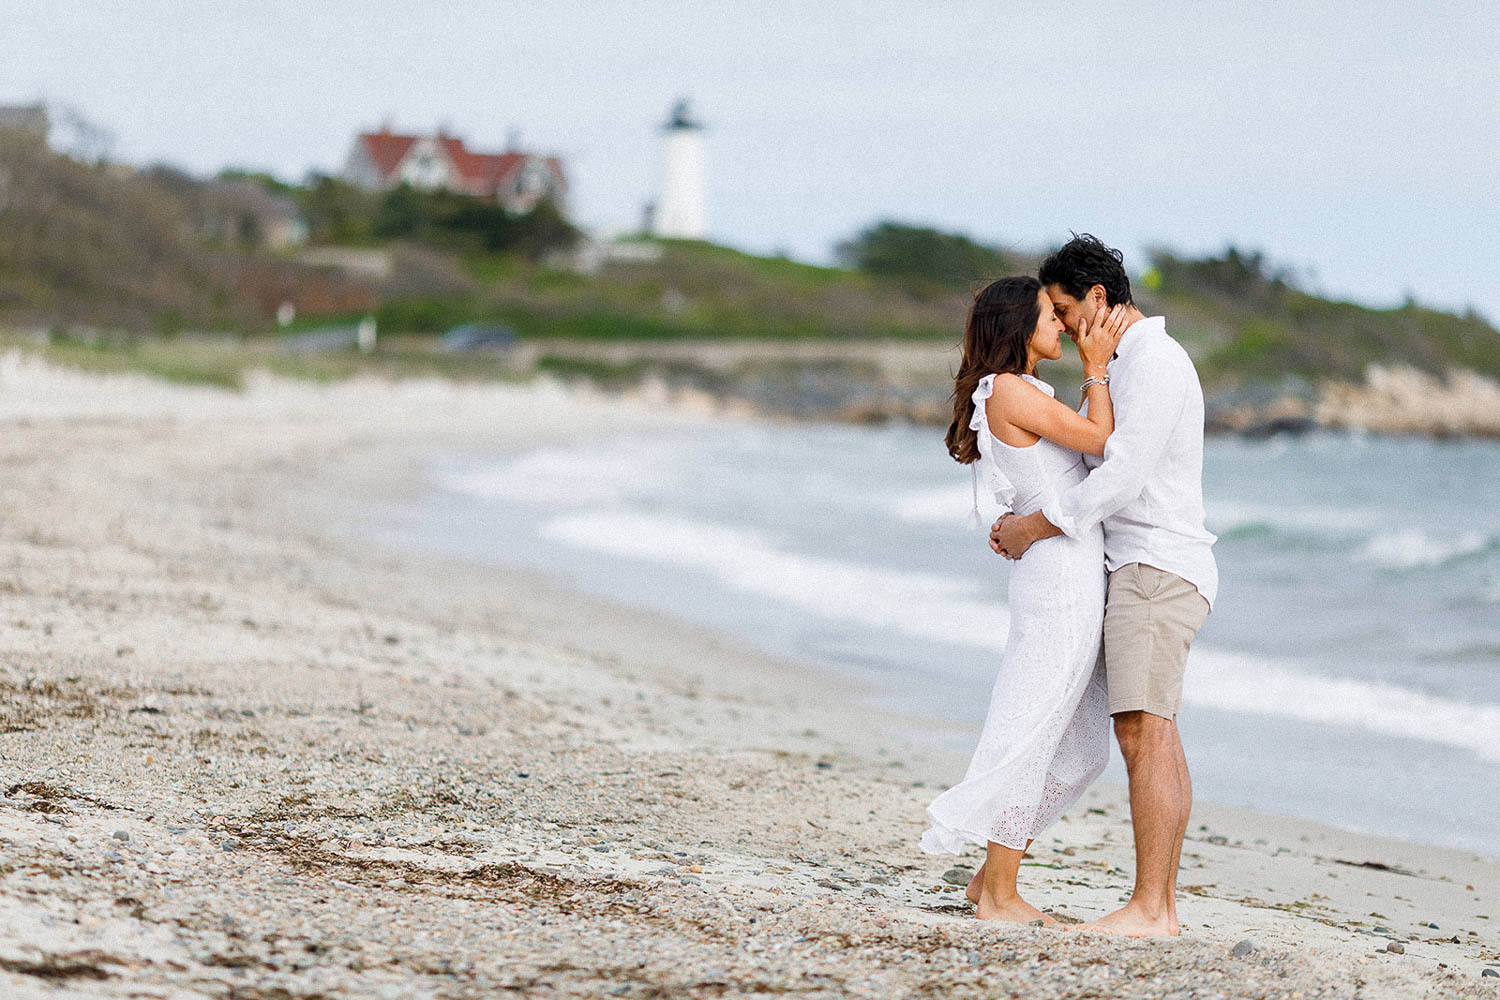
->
xmin=1038 ymin=233 xmax=1133 ymax=306
xmin=945 ymin=275 xmax=1042 ymax=464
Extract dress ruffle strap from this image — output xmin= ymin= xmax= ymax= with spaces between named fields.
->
xmin=966 ymin=375 xmax=996 ymax=528
xmin=969 ymin=374 xmax=996 ymax=432
xmin=967 ymin=373 xmax=1017 ymax=521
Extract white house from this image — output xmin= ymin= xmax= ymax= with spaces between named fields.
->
xmin=343 ymin=126 xmax=567 ymax=213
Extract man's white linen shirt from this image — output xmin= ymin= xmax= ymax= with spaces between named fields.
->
xmin=1039 ymin=315 xmax=1219 ymax=607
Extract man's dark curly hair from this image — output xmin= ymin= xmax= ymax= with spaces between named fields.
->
xmin=1038 ymin=233 xmax=1133 ymax=306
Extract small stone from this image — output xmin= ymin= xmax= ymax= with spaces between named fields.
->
xmin=1231 ymin=939 xmax=1256 ymax=958
xmin=1425 ymin=921 xmax=1439 ymax=929
xmin=941 ymin=867 xmax=972 ymax=886
xmin=1481 ymin=967 xmax=1498 ymax=977
xmin=1385 ymin=941 xmax=1405 ymax=954
xmin=1206 ymin=835 xmax=1229 ymax=845
xmin=112 ymin=830 xmax=131 ymax=842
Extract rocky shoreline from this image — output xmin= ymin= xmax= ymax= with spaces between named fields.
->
xmin=525 ymin=340 xmax=1500 ymax=438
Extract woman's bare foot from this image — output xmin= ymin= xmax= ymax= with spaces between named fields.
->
xmin=965 ymin=864 xmax=986 ymax=905
xmin=976 ymin=891 xmax=1057 ymax=924
xmin=1076 ymin=902 xmax=1176 ymax=937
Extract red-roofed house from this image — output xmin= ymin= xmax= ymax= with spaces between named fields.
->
xmin=343 ymin=127 xmax=567 ymax=213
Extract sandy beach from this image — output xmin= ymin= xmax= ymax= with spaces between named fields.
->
xmin=0 ymin=353 xmax=1496 ymax=999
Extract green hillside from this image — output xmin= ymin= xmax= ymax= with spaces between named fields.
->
xmin=1 ymin=129 xmax=1495 ymax=397
xmin=1140 ymin=248 xmax=1500 ymax=386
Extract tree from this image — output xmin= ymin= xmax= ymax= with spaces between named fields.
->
xmin=509 ymin=197 xmax=580 ymax=259
xmin=835 ymin=221 xmax=1008 ymax=285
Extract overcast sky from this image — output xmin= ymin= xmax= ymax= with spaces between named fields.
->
xmin=10 ymin=1 xmax=1499 ymax=318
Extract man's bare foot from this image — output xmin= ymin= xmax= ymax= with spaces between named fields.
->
xmin=965 ymin=864 xmax=986 ymax=905
xmin=1076 ymin=902 xmax=1176 ymax=937
xmin=976 ymin=892 xmax=1057 ymax=924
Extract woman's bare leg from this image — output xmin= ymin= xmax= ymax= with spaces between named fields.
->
xmin=965 ymin=838 xmax=1033 ymax=904
xmin=975 ymin=840 xmax=1054 ymax=923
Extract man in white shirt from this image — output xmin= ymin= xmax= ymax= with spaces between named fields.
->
xmin=990 ymin=234 xmax=1217 ymax=937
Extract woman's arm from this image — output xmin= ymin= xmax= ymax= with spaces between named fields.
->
xmin=985 ymin=305 xmax=1127 ymax=456
xmin=987 ymin=376 xmax=1112 ymax=455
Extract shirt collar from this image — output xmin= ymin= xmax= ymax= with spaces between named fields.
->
xmin=1114 ymin=314 xmax=1165 ymax=359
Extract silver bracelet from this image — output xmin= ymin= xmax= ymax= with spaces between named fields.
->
xmin=1081 ymin=374 xmax=1111 ymax=391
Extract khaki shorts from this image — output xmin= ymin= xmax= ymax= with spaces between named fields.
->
xmin=1103 ymin=563 xmax=1210 ymax=719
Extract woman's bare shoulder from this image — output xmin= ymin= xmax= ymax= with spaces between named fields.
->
xmin=987 ymin=372 xmax=1049 ymax=404
xmin=988 ymin=372 xmax=1032 ymax=395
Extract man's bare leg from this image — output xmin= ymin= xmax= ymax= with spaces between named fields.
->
xmin=974 ymin=840 xmax=1055 ymax=923
xmin=1166 ymin=721 xmax=1191 ymax=935
xmin=966 ymin=839 xmax=1031 ymax=905
xmin=1080 ymin=711 xmax=1180 ymax=937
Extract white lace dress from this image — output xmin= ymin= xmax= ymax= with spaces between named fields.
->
xmin=920 ymin=373 xmax=1110 ymax=853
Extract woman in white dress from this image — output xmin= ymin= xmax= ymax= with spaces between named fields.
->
xmin=921 ymin=275 xmax=1128 ymax=922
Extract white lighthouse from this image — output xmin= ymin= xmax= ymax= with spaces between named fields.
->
xmin=652 ymin=99 xmax=706 ymax=239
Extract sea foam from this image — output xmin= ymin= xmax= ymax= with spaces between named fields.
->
xmin=1188 ymin=649 xmax=1500 ymax=762
xmin=539 ymin=509 xmax=1500 ymax=763
xmin=540 ymin=510 xmax=1010 ymax=653
xmin=441 ymin=440 xmax=680 ymax=508
xmin=1355 ymin=529 xmax=1495 ymax=569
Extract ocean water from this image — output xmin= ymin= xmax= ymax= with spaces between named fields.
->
xmin=375 ymin=421 xmax=1500 ymax=857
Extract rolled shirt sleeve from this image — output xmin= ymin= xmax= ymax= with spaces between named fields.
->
xmin=1041 ymin=355 xmax=1189 ymax=540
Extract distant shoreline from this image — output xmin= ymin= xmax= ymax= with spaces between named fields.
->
xmin=6 ymin=328 xmax=1499 ymax=439
xmin=525 ymin=340 xmax=1500 ymax=440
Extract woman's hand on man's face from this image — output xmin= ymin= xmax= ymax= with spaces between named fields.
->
xmin=1077 ymin=303 xmax=1129 ymax=370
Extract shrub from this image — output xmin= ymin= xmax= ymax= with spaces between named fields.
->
xmin=834 ymin=221 xmax=1009 ymax=286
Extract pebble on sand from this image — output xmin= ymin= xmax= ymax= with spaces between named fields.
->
xmin=941 ymin=867 xmax=972 ymax=886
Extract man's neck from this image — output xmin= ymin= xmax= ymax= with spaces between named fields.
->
xmin=1111 ymin=307 xmax=1154 ymax=360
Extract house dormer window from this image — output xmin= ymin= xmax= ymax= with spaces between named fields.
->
xmin=518 ymin=163 xmax=549 ymax=197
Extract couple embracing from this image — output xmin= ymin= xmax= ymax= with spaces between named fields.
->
xmin=920 ymin=234 xmax=1218 ymax=937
